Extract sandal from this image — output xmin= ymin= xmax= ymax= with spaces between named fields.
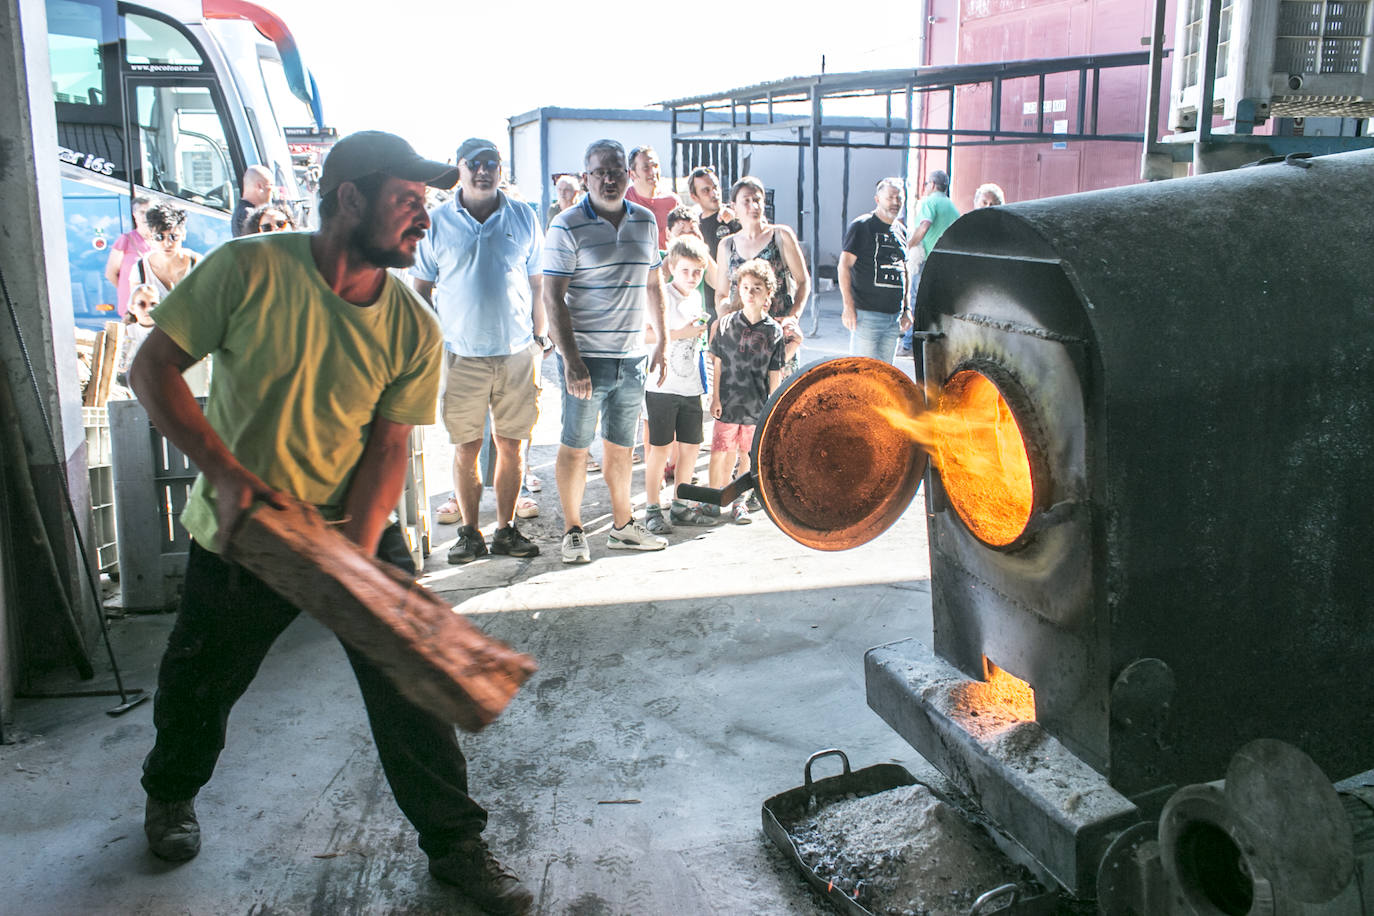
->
xmin=435 ymin=496 xmax=461 ymax=526
xmin=515 ymin=495 xmax=539 ymax=519
xmin=525 ymin=473 xmax=542 ymax=493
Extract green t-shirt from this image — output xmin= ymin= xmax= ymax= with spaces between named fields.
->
xmin=916 ymin=192 xmax=962 ymax=256
xmin=153 ymin=232 xmax=442 ymax=551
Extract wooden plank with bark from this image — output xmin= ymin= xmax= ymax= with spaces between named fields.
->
xmin=226 ymin=497 xmax=536 ymax=731
xmin=82 ymin=327 xmax=105 ymax=407
xmin=96 ymin=321 xmax=121 ymax=407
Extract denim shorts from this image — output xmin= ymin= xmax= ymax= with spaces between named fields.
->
xmin=557 ymin=355 xmax=647 ymax=449
xmin=849 ymin=309 xmax=902 ymax=362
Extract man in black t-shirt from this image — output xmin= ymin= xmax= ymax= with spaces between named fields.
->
xmin=688 ymin=166 xmax=741 ymax=313
xmin=839 ymin=177 xmax=911 ymax=362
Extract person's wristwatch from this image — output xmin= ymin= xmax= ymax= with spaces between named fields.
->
xmin=535 ymin=334 xmax=553 ymax=351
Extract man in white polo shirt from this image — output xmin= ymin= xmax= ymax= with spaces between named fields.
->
xmin=544 ymin=139 xmax=668 ymax=563
xmin=412 ymin=137 xmax=547 ymax=564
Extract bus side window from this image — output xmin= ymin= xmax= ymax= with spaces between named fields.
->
xmin=123 ymin=11 xmax=202 ymax=66
xmin=131 ymin=83 xmax=236 ymax=211
xmin=46 ymin=0 xmax=109 ymax=105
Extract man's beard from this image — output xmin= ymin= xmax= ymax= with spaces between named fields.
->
xmin=348 ymin=216 xmax=416 ymax=270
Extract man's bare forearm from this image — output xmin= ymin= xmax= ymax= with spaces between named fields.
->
xmin=129 ymin=329 xmax=239 ymax=480
xmin=528 ymin=274 xmax=547 ymax=338
xmin=542 ymin=278 xmax=581 ymax=361
xmin=645 ymin=270 xmax=668 ymax=341
xmin=341 ymin=418 xmax=411 ymax=555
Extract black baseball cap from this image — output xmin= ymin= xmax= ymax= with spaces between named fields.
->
xmin=319 ymin=131 xmax=458 ymax=196
xmin=456 ymin=137 xmax=501 ymax=163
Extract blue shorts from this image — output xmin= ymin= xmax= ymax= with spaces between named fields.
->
xmin=557 ymin=355 xmax=647 ymax=449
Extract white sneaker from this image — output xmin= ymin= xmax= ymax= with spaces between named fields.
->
xmin=607 ymin=518 xmax=668 ymax=551
xmin=561 ymin=527 xmax=591 ymax=563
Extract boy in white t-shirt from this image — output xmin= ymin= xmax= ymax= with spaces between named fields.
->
xmin=643 ymin=236 xmax=717 ymax=532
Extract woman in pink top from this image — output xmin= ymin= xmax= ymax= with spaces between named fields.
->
xmin=103 ymin=196 xmax=152 ymax=318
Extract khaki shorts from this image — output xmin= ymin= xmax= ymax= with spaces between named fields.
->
xmin=441 ymin=342 xmax=542 ymax=444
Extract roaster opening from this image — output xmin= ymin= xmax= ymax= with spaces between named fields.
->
xmin=1174 ymin=821 xmax=1254 ymax=915
xmin=933 ymin=369 xmax=1034 ymax=547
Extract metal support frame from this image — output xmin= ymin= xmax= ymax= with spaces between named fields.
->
xmin=808 ymin=85 xmax=821 ymax=276
xmin=662 ymin=52 xmax=1152 ymax=156
xmin=661 ymin=51 xmax=1159 ymax=329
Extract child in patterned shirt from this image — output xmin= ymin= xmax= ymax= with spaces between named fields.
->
xmin=707 ymin=259 xmax=787 ymax=524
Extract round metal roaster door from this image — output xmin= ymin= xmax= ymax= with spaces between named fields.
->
xmin=752 ymin=357 xmax=927 ymax=551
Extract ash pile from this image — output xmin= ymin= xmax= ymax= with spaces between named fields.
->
xmin=785 ymin=782 xmax=1044 ymax=915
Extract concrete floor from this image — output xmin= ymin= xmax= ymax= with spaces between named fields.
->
xmin=0 ymin=293 xmax=944 ymax=915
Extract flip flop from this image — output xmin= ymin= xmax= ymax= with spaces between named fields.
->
xmin=435 ymin=496 xmax=461 ymax=525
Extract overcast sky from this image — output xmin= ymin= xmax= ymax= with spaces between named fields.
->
xmin=259 ymin=0 xmax=924 ymax=165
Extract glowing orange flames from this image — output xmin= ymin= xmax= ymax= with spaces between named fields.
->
xmin=948 ymin=659 xmax=1038 ymax=732
xmin=877 ymin=370 xmax=1033 ymax=546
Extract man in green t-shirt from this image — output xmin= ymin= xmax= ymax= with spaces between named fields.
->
xmin=129 ymin=131 xmax=534 ymax=915
xmin=898 ymin=169 xmax=962 ymax=358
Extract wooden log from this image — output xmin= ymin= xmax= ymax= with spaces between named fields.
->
xmin=226 ymin=497 xmax=536 ymax=731
xmin=94 ymin=321 xmax=120 ymax=407
xmin=82 ymin=327 xmax=105 ymax=407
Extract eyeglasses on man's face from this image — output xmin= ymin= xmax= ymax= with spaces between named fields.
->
xmin=465 ymin=158 xmax=500 ymax=173
xmin=259 ymin=219 xmax=290 ymax=231
xmin=587 ymin=168 xmax=627 ymax=182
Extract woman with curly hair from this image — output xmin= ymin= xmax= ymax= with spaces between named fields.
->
xmin=132 ymin=203 xmax=201 ymax=297
xmin=245 ymin=203 xmax=296 ymax=233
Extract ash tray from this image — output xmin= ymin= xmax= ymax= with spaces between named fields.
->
xmin=762 ymin=749 xmax=1059 ymax=916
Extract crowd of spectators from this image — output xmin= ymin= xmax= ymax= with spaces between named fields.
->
xmin=115 ymin=138 xmax=1003 ymax=567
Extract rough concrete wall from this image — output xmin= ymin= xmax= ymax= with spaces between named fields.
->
xmin=0 ymin=0 xmax=99 ymax=677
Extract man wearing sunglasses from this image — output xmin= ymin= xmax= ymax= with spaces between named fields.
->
xmin=131 ymin=131 xmax=535 ymax=914
xmin=412 ymin=137 xmax=547 ymax=567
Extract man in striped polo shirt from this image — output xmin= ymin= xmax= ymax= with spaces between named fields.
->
xmin=543 ymin=139 xmax=669 ymax=563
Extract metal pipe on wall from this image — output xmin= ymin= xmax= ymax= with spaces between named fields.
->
xmin=809 ymin=85 xmax=821 ymax=273
xmin=1141 ymin=0 xmax=1173 ymax=180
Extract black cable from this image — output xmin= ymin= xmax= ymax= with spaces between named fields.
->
xmin=0 ymin=263 xmax=140 ymax=707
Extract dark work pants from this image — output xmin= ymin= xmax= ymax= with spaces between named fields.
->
xmin=140 ymin=524 xmax=488 ymax=857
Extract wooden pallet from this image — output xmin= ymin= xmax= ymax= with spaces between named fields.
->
xmin=227 ymin=497 xmax=536 ymax=731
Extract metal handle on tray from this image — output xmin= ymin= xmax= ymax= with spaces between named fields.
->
xmin=969 ymin=883 xmax=1020 ymax=915
xmin=803 ymin=748 xmax=852 ymax=790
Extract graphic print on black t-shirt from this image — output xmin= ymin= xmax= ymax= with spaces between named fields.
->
xmin=709 ymin=310 xmax=785 ymax=425
xmin=873 ymin=229 xmax=905 ymax=289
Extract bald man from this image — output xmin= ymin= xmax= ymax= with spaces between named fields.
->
xmin=232 ymin=165 xmax=274 ymax=236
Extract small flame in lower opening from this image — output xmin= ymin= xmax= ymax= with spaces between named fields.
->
xmin=946 ymin=659 xmax=1037 ymax=736
xmin=876 ymin=370 xmax=1033 ymax=546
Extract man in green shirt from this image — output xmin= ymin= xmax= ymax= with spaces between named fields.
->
xmin=898 ymin=169 xmax=961 ymax=357
xmin=130 ymin=131 xmax=533 ymax=914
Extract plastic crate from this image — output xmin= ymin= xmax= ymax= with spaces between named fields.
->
xmin=83 ymin=406 xmax=118 ymax=575
xmin=1172 ymin=0 xmax=1374 ymax=127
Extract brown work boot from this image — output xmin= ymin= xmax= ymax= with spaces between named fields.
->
xmin=429 ymin=837 xmax=533 ymax=914
xmin=144 ymin=796 xmax=200 ymax=862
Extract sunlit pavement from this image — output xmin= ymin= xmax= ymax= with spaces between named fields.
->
xmin=0 ymin=290 xmax=940 ymax=914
